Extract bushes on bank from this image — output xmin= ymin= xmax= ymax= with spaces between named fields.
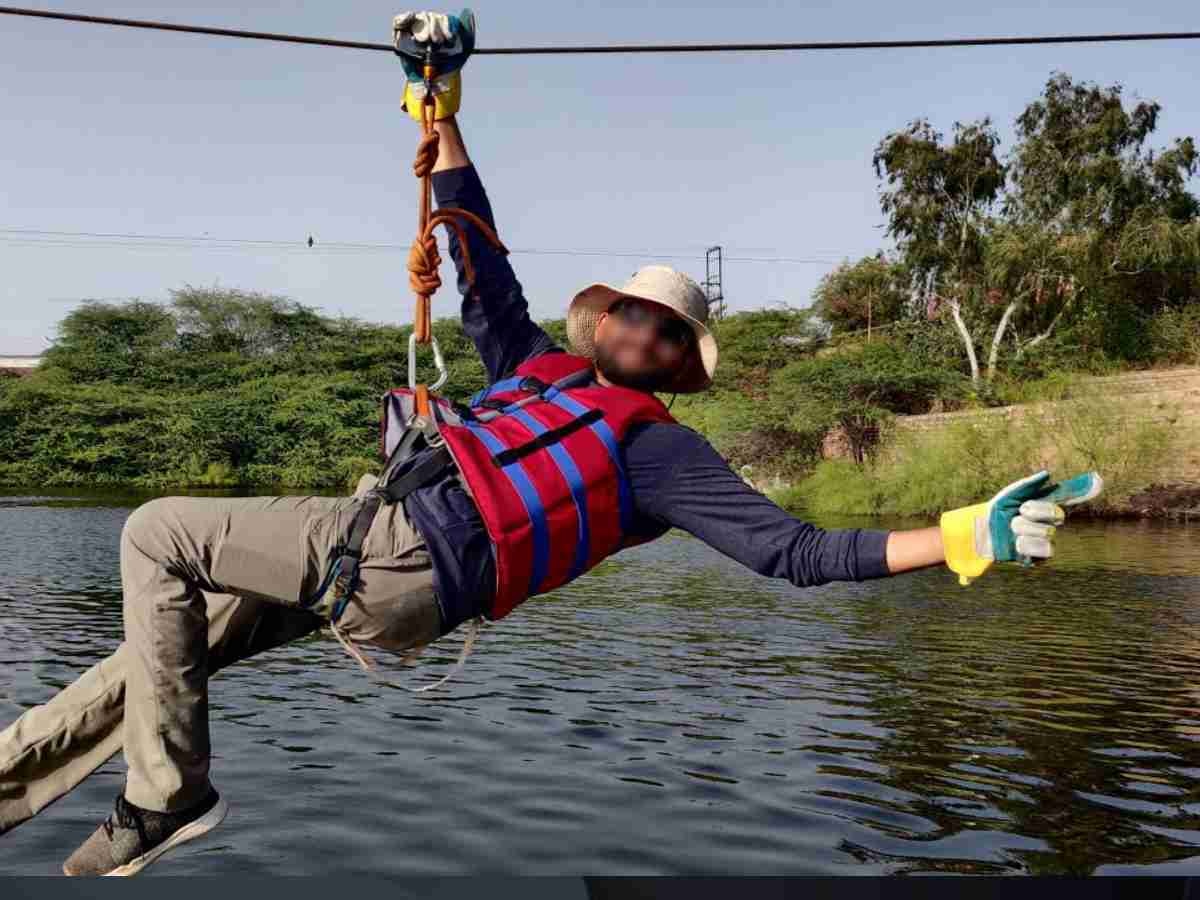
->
xmin=0 ymin=274 xmax=1192 ymax=496
xmin=791 ymin=392 xmax=1179 ymax=518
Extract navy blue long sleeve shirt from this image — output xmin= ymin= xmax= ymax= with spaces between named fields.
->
xmin=402 ymin=165 xmax=892 ymax=635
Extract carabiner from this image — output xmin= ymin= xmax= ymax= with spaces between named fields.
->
xmin=408 ymin=332 xmax=448 ymax=392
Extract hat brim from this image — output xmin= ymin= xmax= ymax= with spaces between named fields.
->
xmin=566 ymin=283 xmax=718 ymax=394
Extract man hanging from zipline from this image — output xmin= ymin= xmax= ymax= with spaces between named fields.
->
xmin=0 ymin=9 xmax=1102 ymax=877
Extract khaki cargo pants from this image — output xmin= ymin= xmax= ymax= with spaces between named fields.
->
xmin=0 ymin=474 xmax=443 ymax=834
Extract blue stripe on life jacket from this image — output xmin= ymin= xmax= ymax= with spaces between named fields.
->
xmin=509 ymin=408 xmax=590 ymax=583
xmin=545 ymin=392 xmax=634 ymax=538
xmin=469 ymin=375 xmax=526 ymax=409
xmin=464 ymin=422 xmax=550 ymax=596
xmin=471 ymin=367 xmax=592 ymax=412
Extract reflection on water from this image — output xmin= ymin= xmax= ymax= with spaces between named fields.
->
xmin=0 ymin=490 xmax=1197 ymax=875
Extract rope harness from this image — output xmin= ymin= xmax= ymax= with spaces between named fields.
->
xmin=304 ymin=55 xmax=507 ymax=691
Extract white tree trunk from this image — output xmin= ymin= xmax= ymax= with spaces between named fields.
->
xmin=947 ymin=299 xmax=981 ymax=383
xmin=1018 ymin=304 xmax=1069 ymax=357
xmin=987 ymin=301 xmax=1019 ymax=381
xmin=1017 ymin=287 xmax=1076 ymax=359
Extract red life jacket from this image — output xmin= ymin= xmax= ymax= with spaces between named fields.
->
xmin=381 ymin=352 xmax=676 ymax=620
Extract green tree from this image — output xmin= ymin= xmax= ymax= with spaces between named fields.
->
xmin=874 ymin=75 xmax=1199 ymax=380
xmin=1007 ymin=72 xmax=1198 ymax=234
xmin=3 ymin=287 xmax=520 ymax=488
xmin=43 ymin=299 xmax=176 ymax=382
xmin=1004 ymin=73 xmax=1199 ymax=362
xmin=811 ymin=254 xmax=910 ymax=338
xmin=171 ymin=286 xmax=331 ymax=356
xmin=873 ymin=118 xmax=1006 ymax=382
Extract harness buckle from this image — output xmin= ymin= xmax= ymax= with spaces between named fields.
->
xmin=328 ymin=549 xmax=362 ymax=624
xmin=519 ymin=375 xmax=550 ymax=396
xmin=418 ymin=415 xmax=445 ymax=448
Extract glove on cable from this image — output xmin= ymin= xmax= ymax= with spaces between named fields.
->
xmin=393 ymin=8 xmax=477 ymax=122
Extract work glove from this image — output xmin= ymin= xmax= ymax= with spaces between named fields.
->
xmin=392 ymin=8 xmax=477 ymax=122
xmin=939 ymin=470 xmax=1104 ymax=586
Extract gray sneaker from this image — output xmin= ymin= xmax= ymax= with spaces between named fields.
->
xmin=62 ymin=787 xmax=227 ymax=876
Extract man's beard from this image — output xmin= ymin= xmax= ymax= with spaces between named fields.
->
xmin=593 ymin=342 xmax=677 ymax=393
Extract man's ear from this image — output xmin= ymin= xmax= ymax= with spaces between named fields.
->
xmin=593 ymin=310 xmax=610 ymax=343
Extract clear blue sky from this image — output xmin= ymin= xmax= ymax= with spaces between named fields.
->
xmin=1 ymin=1 xmax=1196 ymax=354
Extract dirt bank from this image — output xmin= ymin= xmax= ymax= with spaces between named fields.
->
xmin=1119 ymin=482 xmax=1200 ymax=520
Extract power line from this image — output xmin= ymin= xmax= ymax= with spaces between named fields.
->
xmin=0 ymin=237 xmax=843 ymax=264
xmin=2 ymin=6 xmax=1199 ymax=56
xmin=0 ymin=227 xmax=846 ymax=264
xmin=0 ymin=227 xmax=397 ymax=250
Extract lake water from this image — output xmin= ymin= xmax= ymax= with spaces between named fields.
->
xmin=0 ymin=489 xmax=1197 ymax=875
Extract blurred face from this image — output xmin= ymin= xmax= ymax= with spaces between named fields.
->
xmin=592 ymin=298 xmax=695 ymax=393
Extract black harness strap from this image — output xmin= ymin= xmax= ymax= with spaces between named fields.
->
xmin=381 ymin=445 xmax=453 ymax=502
xmin=490 ymin=408 xmax=605 ymax=467
xmin=379 ymin=414 xmax=432 ymax=482
xmin=302 ymin=417 xmax=451 ymax=624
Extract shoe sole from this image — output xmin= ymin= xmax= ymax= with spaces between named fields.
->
xmin=66 ymin=796 xmax=228 ymax=877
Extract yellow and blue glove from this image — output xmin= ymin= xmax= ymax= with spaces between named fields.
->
xmin=940 ymin=470 xmax=1104 ymax=586
xmin=392 ymin=9 xmax=476 ymax=122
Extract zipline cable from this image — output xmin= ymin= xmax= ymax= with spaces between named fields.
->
xmin=2 ymin=6 xmax=1200 ymax=55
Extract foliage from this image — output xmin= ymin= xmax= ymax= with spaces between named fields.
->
xmin=769 ymin=342 xmax=971 ymax=461
xmin=792 ymin=392 xmax=1178 ymax=518
xmin=811 ymin=254 xmax=910 ymax=335
xmin=41 ymin=299 xmax=177 ymax=383
xmin=3 ymin=290 xmax=851 ymax=489
xmin=1146 ymin=305 xmax=1200 ymax=366
xmin=779 ymin=459 xmax=881 ymax=516
xmin=670 ymin=307 xmax=831 ymax=473
xmin=870 ymin=72 xmax=1198 ymax=385
xmin=873 ymin=116 xmax=1010 ymax=384
xmin=0 ymin=291 xmax=483 ymax=489
xmin=1006 ymin=72 xmax=1198 ymax=233
xmin=874 ymin=117 xmax=1005 ymax=281
xmin=702 ymin=307 xmax=825 ymax=393
xmin=171 ymin=286 xmax=334 ymax=356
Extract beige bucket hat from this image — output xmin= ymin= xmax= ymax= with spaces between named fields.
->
xmin=565 ymin=265 xmax=719 ymax=394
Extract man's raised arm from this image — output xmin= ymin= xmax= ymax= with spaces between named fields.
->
xmin=428 ymin=116 xmax=559 ymax=383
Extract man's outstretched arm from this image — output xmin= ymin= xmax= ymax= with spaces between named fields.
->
xmin=625 ymin=423 xmax=946 ymax=587
xmin=627 ymin=424 xmax=1096 ymax=586
xmin=428 ymin=116 xmax=559 ymax=383
xmin=884 ymin=527 xmax=945 ymax=574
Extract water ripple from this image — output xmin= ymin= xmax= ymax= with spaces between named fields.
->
xmin=0 ymin=494 xmax=1197 ymax=874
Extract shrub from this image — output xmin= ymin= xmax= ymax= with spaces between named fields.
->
xmin=1147 ymin=305 xmax=1200 ymax=366
xmin=790 ymin=392 xmax=1178 ymax=517
xmin=786 ymin=459 xmax=881 ymax=516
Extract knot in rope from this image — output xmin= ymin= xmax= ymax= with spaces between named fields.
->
xmin=407 ymin=233 xmax=442 ymax=297
xmin=412 ymin=130 xmax=440 ymax=179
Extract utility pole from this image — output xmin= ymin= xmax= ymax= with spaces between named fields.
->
xmin=703 ymin=245 xmax=725 ymax=320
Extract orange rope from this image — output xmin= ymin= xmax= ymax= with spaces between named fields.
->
xmin=406 ymin=77 xmax=507 ymax=417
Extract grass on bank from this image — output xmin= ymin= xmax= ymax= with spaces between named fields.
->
xmin=781 ymin=390 xmax=1180 ymax=518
